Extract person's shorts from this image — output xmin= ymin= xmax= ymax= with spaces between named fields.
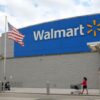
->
xmin=83 ymin=86 xmax=87 ymax=89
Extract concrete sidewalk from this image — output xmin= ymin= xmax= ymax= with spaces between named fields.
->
xmin=3 ymin=88 xmax=100 ymax=96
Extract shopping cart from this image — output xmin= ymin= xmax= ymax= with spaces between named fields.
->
xmin=70 ymin=84 xmax=81 ymax=95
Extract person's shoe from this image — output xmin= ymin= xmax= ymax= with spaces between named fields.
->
xmin=86 ymin=93 xmax=88 ymax=95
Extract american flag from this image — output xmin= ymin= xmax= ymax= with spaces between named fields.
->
xmin=8 ymin=23 xmax=25 ymax=46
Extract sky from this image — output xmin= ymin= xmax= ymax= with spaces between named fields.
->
xmin=0 ymin=0 xmax=100 ymax=36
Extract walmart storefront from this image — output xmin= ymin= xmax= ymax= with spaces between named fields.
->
xmin=0 ymin=14 xmax=100 ymax=89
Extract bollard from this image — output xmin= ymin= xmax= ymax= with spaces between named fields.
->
xmin=46 ymin=81 xmax=50 ymax=95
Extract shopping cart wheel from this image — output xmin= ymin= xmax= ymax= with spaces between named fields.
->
xmin=71 ymin=92 xmax=74 ymax=95
xmin=79 ymin=92 xmax=82 ymax=95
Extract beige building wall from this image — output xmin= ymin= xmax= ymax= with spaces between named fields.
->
xmin=0 ymin=33 xmax=100 ymax=89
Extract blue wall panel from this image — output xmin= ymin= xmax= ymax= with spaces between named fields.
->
xmin=14 ymin=14 xmax=100 ymax=57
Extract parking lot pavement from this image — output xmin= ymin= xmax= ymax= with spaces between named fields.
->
xmin=0 ymin=97 xmax=100 ymax=100
xmin=1 ymin=93 xmax=100 ymax=100
xmin=0 ymin=97 xmax=38 ymax=100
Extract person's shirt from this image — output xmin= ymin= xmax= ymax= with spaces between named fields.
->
xmin=81 ymin=80 xmax=87 ymax=86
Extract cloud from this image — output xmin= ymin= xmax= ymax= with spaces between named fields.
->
xmin=0 ymin=0 xmax=100 ymax=36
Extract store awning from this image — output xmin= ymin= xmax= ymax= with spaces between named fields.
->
xmin=87 ymin=41 xmax=100 ymax=53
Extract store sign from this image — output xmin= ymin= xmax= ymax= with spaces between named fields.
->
xmin=14 ymin=14 xmax=100 ymax=57
xmin=33 ymin=24 xmax=85 ymax=41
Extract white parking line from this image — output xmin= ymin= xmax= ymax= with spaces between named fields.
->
xmin=62 ymin=99 xmax=90 ymax=100
xmin=95 ymin=99 xmax=100 ymax=100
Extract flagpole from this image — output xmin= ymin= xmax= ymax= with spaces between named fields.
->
xmin=3 ymin=16 xmax=7 ymax=90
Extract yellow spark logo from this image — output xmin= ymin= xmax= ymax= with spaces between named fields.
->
xmin=87 ymin=20 xmax=100 ymax=37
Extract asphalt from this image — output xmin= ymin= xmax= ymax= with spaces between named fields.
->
xmin=0 ymin=92 xmax=100 ymax=100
